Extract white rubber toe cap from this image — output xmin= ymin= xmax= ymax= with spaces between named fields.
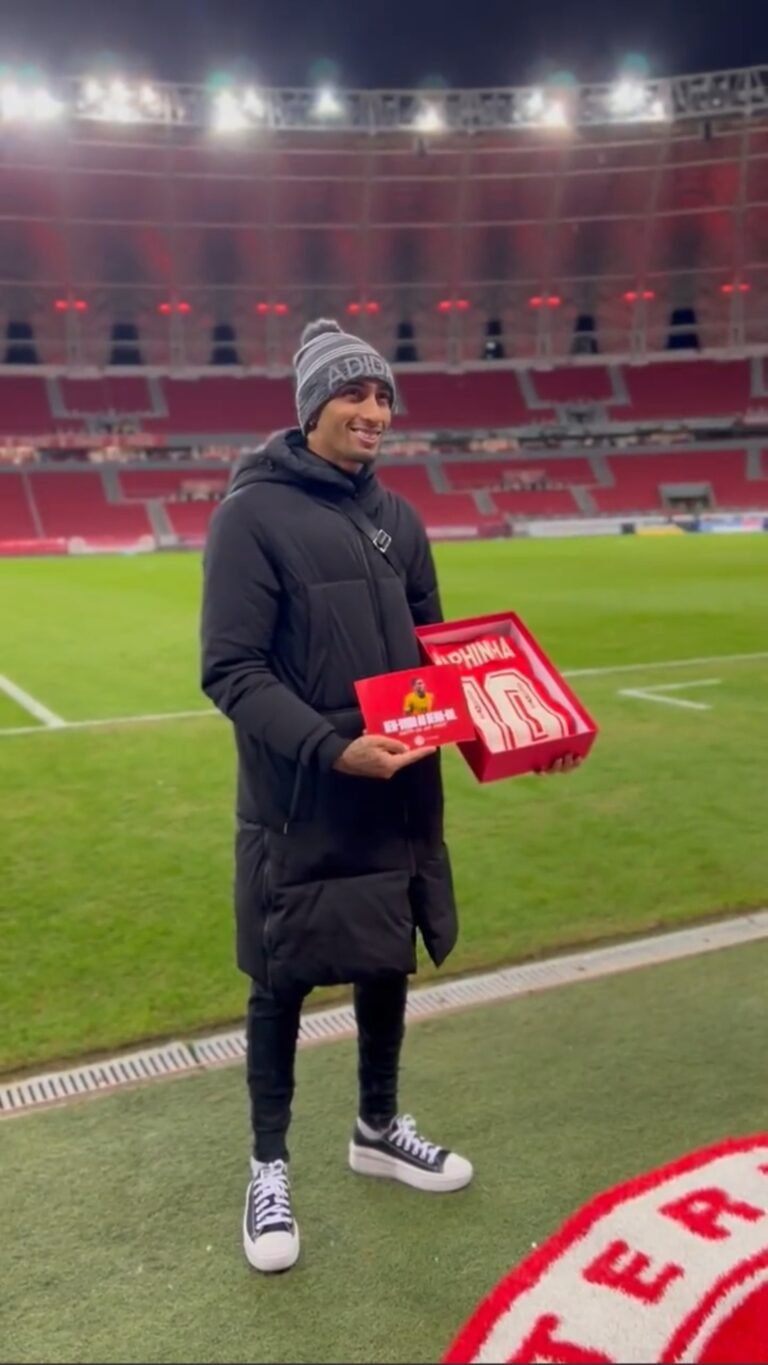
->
xmin=441 ymin=1152 xmax=474 ymax=1189
xmin=349 ymin=1140 xmax=474 ymax=1192
xmin=244 ymin=1222 xmax=300 ymax=1273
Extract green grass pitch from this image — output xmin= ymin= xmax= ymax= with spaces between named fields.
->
xmin=1 ymin=534 xmax=767 ymax=1073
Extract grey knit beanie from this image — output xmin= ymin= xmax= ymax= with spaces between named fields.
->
xmin=293 ymin=319 xmax=396 ymax=433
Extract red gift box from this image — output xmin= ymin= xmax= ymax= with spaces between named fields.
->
xmin=416 ymin=612 xmax=598 ymax=782
xmin=355 ymin=663 xmax=476 ymax=752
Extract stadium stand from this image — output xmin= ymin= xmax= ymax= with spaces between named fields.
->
xmin=0 ymin=360 xmax=763 ymax=438
xmin=444 ymin=458 xmax=597 ymax=489
xmin=58 ymin=377 xmax=155 ymax=416
xmin=118 ymin=469 xmax=228 ymax=500
xmin=526 ymin=368 xmax=616 ymax=406
xmin=0 ymin=377 xmax=55 ymax=435
xmin=3 ymin=445 xmax=765 ymax=548
xmin=0 ymin=472 xmax=38 ymax=540
xmin=395 ymin=373 xmax=534 ymax=429
xmin=591 ymin=450 xmax=764 ymax=514
xmin=26 ymin=472 xmax=153 ymax=540
xmin=376 ymin=465 xmax=437 ymax=499
xmin=403 ymin=492 xmax=502 ymax=531
xmin=155 ymin=378 xmax=294 ymax=435
xmin=491 ymin=489 xmax=584 ymax=518
xmin=610 ymin=361 xmax=753 ymax=423
xmin=2 ymin=71 xmax=768 ymax=551
xmin=164 ymin=502 xmax=217 ymax=540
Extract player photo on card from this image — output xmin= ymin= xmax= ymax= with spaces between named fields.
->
xmin=355 ymin=664 xmax=476 ymax=752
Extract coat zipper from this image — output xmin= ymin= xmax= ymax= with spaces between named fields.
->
xmin=350 ymin=506 xmax=415 ymax=868
xmin=351 ymin=507 xmax=389 ymax=674
xmin=283 ymin=503 xmax=386 ymax=835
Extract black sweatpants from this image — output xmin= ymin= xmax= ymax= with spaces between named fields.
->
xmin=246 ymin=974 xmax=408 ymax=1163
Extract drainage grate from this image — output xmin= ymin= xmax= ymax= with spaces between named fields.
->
xmin=0 ymin=1041 xmax=197 ymax=1115
xmin=299 ymin=1006 xmax=356 ymax=1042
xmin=190 ymin=1031 xmax=246 ymax=1066
xmin=401 ymin=911 xmax=768 ymax=1020
xmin=2 ymin=911 xmax=767 ymax=1117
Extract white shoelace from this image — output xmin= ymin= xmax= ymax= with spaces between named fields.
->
xmin=253 ymin=1160 xmax=292 ymax=1232
xmin=389 ymin=1114 xmax=441 ymax=1165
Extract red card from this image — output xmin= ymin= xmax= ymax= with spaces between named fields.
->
xmin=354 ymin=664 xmax=476 ymax=752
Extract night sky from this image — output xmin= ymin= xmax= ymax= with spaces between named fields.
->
xmin=2 ymin=0 xmax=767 ymax=89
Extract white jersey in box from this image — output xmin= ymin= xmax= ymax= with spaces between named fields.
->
xmin=430 ymin=634 xmax=575 ymax=753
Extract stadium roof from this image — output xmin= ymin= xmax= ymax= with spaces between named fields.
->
xmin=1 ymin=65 xmax=767 ymax=368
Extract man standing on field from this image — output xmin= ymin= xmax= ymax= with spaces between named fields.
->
xmin=201 ymin=320 xmax=473 ymax=1274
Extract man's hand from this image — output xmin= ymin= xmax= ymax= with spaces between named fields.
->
xmin=333 ymin=734 xmax=436 ymax=780
xmin=534 ymin=753 xmax=583 ymax=776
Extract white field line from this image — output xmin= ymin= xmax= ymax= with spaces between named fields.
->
xmin=0 ymin=708 xmax=218 ymax=737
xmin=564 ymin=650 xmax=768 ymax=679
xmin=0 ymin=649 xmax=766 ymax=738
xmin=0 ymin=673 xmax=65 ymax=728
xmin=619 ymin=679 xmax=722 ymax=712
xmin=635 ymin=679 xmax=722 ymax=689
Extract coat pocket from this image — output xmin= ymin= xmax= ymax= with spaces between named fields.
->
xmin=265 ymin=868 xmax=416 ymax=998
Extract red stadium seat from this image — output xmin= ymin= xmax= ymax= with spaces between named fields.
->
xmin=492 ymin=489 xmax=582 ymax=518
xmin=377 ymin=465 xmax=436 ymax=499
xmin=611 ymin=361 xmax=751 ymax=422
xmin=527 ymin=368 xmax=615 ymax=405
xmin=0 ymin=377 xmax=53 ymax=435
xmin=152 ymin=378 xmax=294 ymax=435
xmin=27 ymin=472 xmax=152 ymax=539
xmin=0 ymin=472 xmax=38 ymax=539
xmin=164 ymin=502 xmax=216 ymax=539
xmin=59 ymin=377 xmax=155 ymax=416
xmin=118 ymin=469 xmax=228 ymax=500
xmin=395 ymin=373 xmax=535 ymax=429
xmin=444 ymin=457 xmax=596 ymax=489
xmin=592 ymin=450 xmax=762 ymax=514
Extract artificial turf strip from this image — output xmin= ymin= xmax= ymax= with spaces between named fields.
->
xmin=2 ymin=938 xmax=767 ymax=1364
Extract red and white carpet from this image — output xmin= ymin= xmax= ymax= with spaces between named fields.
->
xmin=444 ymin=1136 xmax=768 ymax=1363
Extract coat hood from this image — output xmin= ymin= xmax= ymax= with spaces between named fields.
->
xmin=228 ymin=428 xmax=377 ymax=501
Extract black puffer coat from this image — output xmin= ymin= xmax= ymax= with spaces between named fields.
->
xmin=200 ymin=430 xmax=457 ymax=997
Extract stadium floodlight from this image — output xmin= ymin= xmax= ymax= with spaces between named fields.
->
xmin=78 ymin=76 xmax=165 ymax=123
xmin=0 ymin=80 xmax=62 ymax=123
xmin=522 ymin=89 xmax=545 ymax=119
xmin=102 ymin=79 xmax=135 ymax=122
xmin=211 ymin=90 xmax=248 ymax=132
xmin=413 ymin=103 xmax=445 ymax=134
xmin=519 ymin=88 xmax=570 ymax=129
xmin=541 ymin=100 xmax=569 ymax=129
xmin=607 ymin=76 xmax=670 ymax=123
xmin=211 ymin=87 xmax=266 ymax=133
xmin=28 ymin=87 xmax=62 ymax=122
xmin=242 ymin=87 xmax=266 ymax=118
xmin=138 ymin=83 xmax=163 ymax=116
xmin=314 ymin=85 xmax=344 ymax=119
xmin=609 ymin=77 xmax=646 ymax=117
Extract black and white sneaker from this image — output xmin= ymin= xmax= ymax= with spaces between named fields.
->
xmin=243 ymin=1158 xmax=300 ymax=1273
xmin=349 ymin=1113 xmax=473 ymax=1193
